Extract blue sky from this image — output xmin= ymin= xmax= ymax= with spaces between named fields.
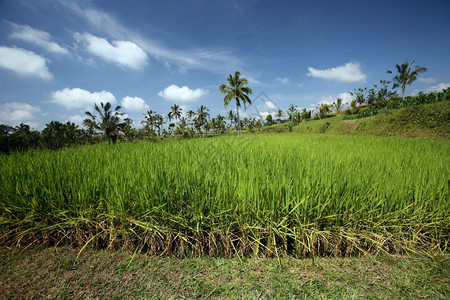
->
xmin=0 ymin=0 xmax=449 ymax=129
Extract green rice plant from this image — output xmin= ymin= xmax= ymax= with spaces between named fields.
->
xmin=0 ymin=134 xmax=448 ymax=257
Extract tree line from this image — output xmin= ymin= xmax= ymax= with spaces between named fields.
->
xmin=2 ymin=61 xmax=447 ymax=153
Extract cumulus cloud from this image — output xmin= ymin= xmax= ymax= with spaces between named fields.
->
xmin=75 ymin=32 xmax=148 ymax=70
xmin=412 ymin=83 xmax=450 ymax=95
xmin=307 ymin=62 xmax=367 ymax=83
xmin=49 ymin=87 xmax=116 ymax=109
xmin=0 ymin=102 xmax=41 ymax=127
xmin=0 ymin=46 xmax=52 ymax=80
xmin=275 ymin=77 xmax=290 ymax=85
xmin=10 ymin=23 xmax=69 ymax=55
xmin=67 ymin=114 xmax=85 ymax=125
xmin=158 ymin=84 xmax=208 ymax=102
xmin=121 ymin=96 xmax=149 ymax=112
xmin=256 ymin=101 xmax=279 ymax=112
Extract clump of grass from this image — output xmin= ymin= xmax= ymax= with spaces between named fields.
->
xmin=0 ymin=134 xmax=448 ymax=257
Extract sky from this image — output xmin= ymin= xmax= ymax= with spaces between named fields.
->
xmin=0 ymin=0 xmax=449 ymax=130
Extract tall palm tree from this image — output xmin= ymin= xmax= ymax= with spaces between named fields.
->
xmin=219 ymin=71 xmax=253 ymax=135
xmin=141 ymin=110 xmax=156 ymax=137
xmin=387 ymin=61 xmax=427 ymax=101
xmin=195 ymin=105 xmax=209 ymax=137
xmin=169 ymin=104 xmax=182 ymax=123
xmin=85 ymin=102 xmax=123 ymax=144
xmin=169 ymin=104 xmax=182 ymax=137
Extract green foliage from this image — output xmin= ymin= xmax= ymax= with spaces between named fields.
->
xmin=0 ymin=134 xmax=448 ymax=257
xmin=219 ymin=71 xmax=253 ymax=135
xmin=387 ymin=60 xmax=427 ymax=100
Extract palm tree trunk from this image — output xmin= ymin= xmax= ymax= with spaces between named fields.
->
xmin=236 ymin=105 xmax=240 ymax=136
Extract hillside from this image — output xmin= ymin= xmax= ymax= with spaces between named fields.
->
xmin=262 ymin=101 xmax=450 ymax=139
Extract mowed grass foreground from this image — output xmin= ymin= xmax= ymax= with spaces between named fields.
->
xmin=0 ymin=134 xmax=448 ymax=257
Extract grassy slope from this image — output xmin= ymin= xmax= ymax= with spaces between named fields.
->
xmin=262 ymin=101 xmax=450 ymax=139
xmin=1 ymin=247 xmax=448 ymax=299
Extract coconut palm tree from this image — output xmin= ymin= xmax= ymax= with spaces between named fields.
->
xmin=227 ymin=110 xmax=236 ymax=131
xmin=350 ymin=88 xmax=367 ymax=107
xmin=275 ymin=109 xmax=284 ymax=123
xmin=219 ymin=71 xmax=253 ymax=135
xmin=195 ymin=105 xmax=209 ymax=137
xmin=85 ymin=102 xmax=124 ymax=144
xmin=332 ymin=98 xmax=343 ymax=114
xmin=169 ymin=104 xmax=182 ymax=123
xmin=169 ymin=104 xmax=182 ymax=137
xmin=387 ymin=61 xmax=427 ymax=101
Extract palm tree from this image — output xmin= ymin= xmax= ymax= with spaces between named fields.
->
xmin=169 ymin=104 xmax=182 ymax=123
xmin=275 ymin=109 xmax=284 ymax=123
xmin=332 ymin=98 xmax=343 ymax=114
xmin=195 ymin=105 xmax=209 ymax=137
xmin=318 ymin=103 xmax=331 ymax=119
xmin=141 ymin=110 xmax=157 ymax=138
xmin=227 ymin=110 xmax=236 ymax=131
xmin=85 ymin=102 xmax=124 ymax=144
xmin=169 ymin=104 xmax=182 ymax=137
xmin=219 ymin=71 xmax=253 ymax=135
xmin=350 ymin=88 xmax=367 ymax=107
xmin=387 ymin=61 xmax=427 ymax=101
xmin=176 ymin=117 xmax=188 ymax=137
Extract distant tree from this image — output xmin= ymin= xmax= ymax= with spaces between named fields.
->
xmin=275 ymin=109 xmax=284 ymax=123
xmin=387 ymin=60 xmax=427 ymax=101
xmin=332 ymin=98 xmax=343 ymax=114
xmin=318 ymin=103 xmax=331 ymax=119
xmin=85 ymin=102 xmax=124 ymax=144
xmin=195 ymin=105 xmax=210 ymax=137
xmin=287 ymin=104 xmax=301 ymax=124
xmin=121 ymin=117 xmax=135 ymax=141
xmin=350 ymin=88 xmax=367 ymax=107
xmin=265 ymin=114 xmax=275 ymax=126
xmin=300 ymin=108 xmax=311 ymax=121
xmin=212 ymin=115 xmax=226 ymax=135
xmin=219 ymin=71 xmax=253 ymax=135
xmin=227 ymin=110 xmax=237 ymax=131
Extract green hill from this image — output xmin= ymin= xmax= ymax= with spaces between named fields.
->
xmin=262 ymin=101 xmax=450 ymax=139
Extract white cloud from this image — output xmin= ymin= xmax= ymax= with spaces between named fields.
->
xmin=158 ymin=85 xmax=208 ymax=102
xmin=62 ymin=2 xmax=242 ymax=72
xmin=10 ymin=23 xmax=69 ymax=55
xmin=67 ymin=114 xmax=85 ymax=125
xmin=0 ymin=102 xmax=41 ymax=127
xmin=121 ymin=96 xmax=149 ymax=112
xmin=412 ymin=83 xmax=450 ymax=95
xmin=275 ymin=77 xmax=290 ymax=85
xmin=256 ymin=101 xmax=279 ymax=112
xmin=0 ymin=46 xmax=52 ymax=80
xmin=319 ymin=92 xmax=353 ymax=106
xmin=74 ymin=32 xmax=148 ymax=70
xmin=307 ymin=62 xmax=367 ymax=83
xmin=417 ymin=77 xmax=437 ymax=84
xmin=49 ymin=87 xmax=116 ymax=110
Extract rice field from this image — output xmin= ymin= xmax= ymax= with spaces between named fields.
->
xmin=0 ymin=134 xmax=448 ymax=257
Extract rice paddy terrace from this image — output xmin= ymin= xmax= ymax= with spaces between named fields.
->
xmin=0 ymin=134 xmax=448 ymax=257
